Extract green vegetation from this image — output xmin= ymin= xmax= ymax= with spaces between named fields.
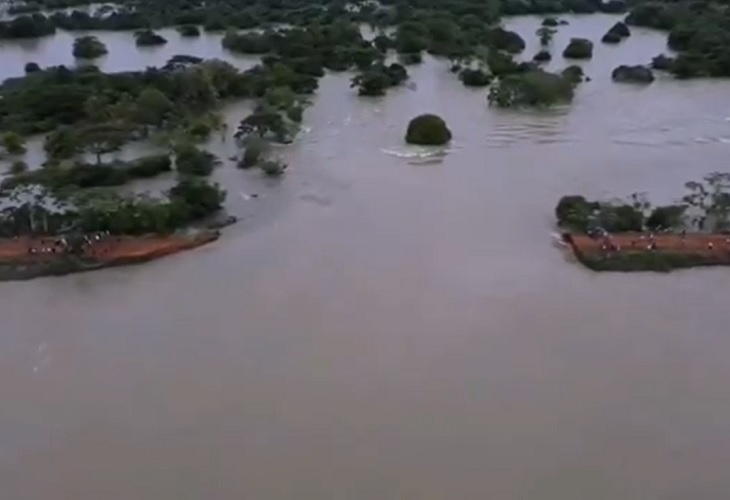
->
xmin=174 ymin=145 xmax=219 ymax=176
xmin=556 ymin=173 xmax=730 ymax=234
xmin=2 ymin=132 xmax=27 ymax=155
xmin=8 ymin=160 xmax=28 ymax=175
xmin=0 ymin=14 xmax=55 ymax=39
xmin=556 ymin=193 xmax=689 ymax=233
xmin=459 ymin=68 xmax=493 ymax=87
xmin=1 ymin=155 xmax=172 ymax=191
xmin=237 ymin=137 xmax=266 ymax=169
xmin=488 ymin=70 xmax=576 ymax=108
xmin=574 ymin=248 xmax=712 ymax=273
xmin=536 ymin=26 xmax=557 ymax=47
xmin=612 ymin=65 xmax=654 ymax=83
xmin=0 ymin=177 xmax=225 ymax=237
xmin=3 ymin=0 xmax=723 ymax=85
xmin=562 ymin=38 xmax=593 ymax=59
xmin=626 ymin=0 xmax=730 ymax=78
xmin=235 ymin=105 xmax=292 ymax=144
xmin=177 ymin=25 xmax=201 ymax=37
xmin=24 ymin=62 xmax=41 ymax=74
xmin=72 ymin=35 xmax=108 ymax=59
xmin=351 ymin=63 xmax=409 ymax=96
xmin=260 ymin=159 xmax=288 ymax=177
xmin=0 ymin=60 xmax=257 ymax=136
xmin=601 ymin=21 xmax=630 ymax=44
xmin=405 ymin=114 xmax=452 ymax=146
xmin=533 ymin=50 xmax=552 ymax=63
xmin=135 ymin=29 xmax=167 ymax=47
xmin=561 ymin=65 xmax=585 ymax=83
xmin=651 ymin=54 xmax=674 ymax=71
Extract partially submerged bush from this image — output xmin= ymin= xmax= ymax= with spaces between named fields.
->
xmin=488 ymin=70 xmax=575 ymax=108
xmin=24 ymin=61 xmax=40 ymax=73
xmin=561 ymin=65 xmax=585 ymax=83
xmin=351 ymin=63 xmax=409 ymax=96
xmin=601 ymin=31 xmax=622 ymax=44
xmin=612 ymin=65 xmax=655 ymax=83
xmin=533 ymin=50 xmax=552 ymax=62
xmin=177 ymin=25 xmax=200 ymax=37
xmin=135 ymin=30 xmax=167 ymax=47
xmin=259 ymin=159 xmax=287 ymax=177
xmin=72 ymin=35 xmax=108 ymax=58
xmin=405 ymin=114 xmax=452 ymax=146
xmin=175 ymin=145 xmax=218 ymax=176
xmin=651 ymin=54 xmax=674 ymax=71
xmin=127 ymin=154 xmax=172 ymax=178
xmin=459 ymin=68 xmax=492 ymax=87
xmin=238 ymin=137 xmax=267 ymax=169
xmin=488 ymin=27 xmax=526 ymax=54
xmin=555 ymin=195 xmax=599 ymax=231
xmin=8 ymin=160 xmax=28 ymax=175
xmin=563 ymin=38 xmax=593 ymax=59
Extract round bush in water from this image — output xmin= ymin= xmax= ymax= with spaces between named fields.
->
xmin=533 ymin=50 xmax=552 ymax=62
xmin=562 ymin=38 xmax=593 ymax=59
xmin=611 ymin=65 xmax=655 ymax=83
xmin=601 ymin=31 xmax=622 ymax=44
xmin=405 ymin=114 xmax=452 ymax=146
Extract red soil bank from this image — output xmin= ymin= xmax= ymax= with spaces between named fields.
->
xmin=0 ymin=232 xmax=219 ymax=265
xmin=568 ymin=232 xmax=730 ymax=258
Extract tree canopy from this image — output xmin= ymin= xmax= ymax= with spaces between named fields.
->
xmin=405 ymin=114 xmax=452 ymax=146
xmin=488 ymin=70 xmax=576 ymax=108
xmin=72 ymin=35 xmax=108 ymax=59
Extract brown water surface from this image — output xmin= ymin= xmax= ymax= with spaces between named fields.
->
xmin=2 ymin=14 xmax=730 ymax=500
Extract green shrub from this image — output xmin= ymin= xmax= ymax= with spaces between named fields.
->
xmin=405 ymin=114 xmax=452 ymax=146
xmin=563 ymin=38 xmax=593 ymax=59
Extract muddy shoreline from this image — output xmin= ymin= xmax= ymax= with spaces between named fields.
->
xmin=563 ymin=232 xmax=730 ymax=272
xmin=0 ymin=231 xmax=221 ymax=281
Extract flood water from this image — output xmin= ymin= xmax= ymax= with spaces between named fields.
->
xmin=2 ymin=14 xmax=730 ymax=499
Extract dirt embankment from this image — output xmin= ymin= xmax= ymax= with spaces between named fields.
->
xmin=0 ymin=232 xmax=219 ymax=281
xmin=563 ymin=232 xmax=730 ymax=272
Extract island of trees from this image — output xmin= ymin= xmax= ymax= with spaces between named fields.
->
xmin=556 ymin=173 xmax=730 ymax=271
xmin=72 ymin=35 xmax=108 ymax=59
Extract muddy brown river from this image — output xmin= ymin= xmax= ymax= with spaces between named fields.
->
xmin=2 ymin=14 xmax=730 ymax=499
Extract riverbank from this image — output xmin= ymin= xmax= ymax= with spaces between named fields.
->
xmin=0 ymin=231 xmax=220 ymax=281
xmin=563 ymin=232 xmax=730 ymax=272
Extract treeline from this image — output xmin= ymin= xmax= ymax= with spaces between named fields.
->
xmin=1 ymin=155 xmax=172 ymax=191
xmin=0 ymin=0 xmax=627 ymax=41
xmin=556 ymin=173 xmax=730 ymax=233
xmin=627 ymin=0 xmax=730 ymax=78
xmin=0 ymin=58 xmax=314 ymax=136
xmin=0 ymin=178 xmax=226 ymax=236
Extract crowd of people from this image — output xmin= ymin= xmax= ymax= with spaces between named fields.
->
xmin=26 ymin=231 xmax=114 ymax=257
xmin=592 ymin=227 xmax=730 ymax=256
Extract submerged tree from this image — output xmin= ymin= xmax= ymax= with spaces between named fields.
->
xmin=175 ymin=144 xmax=219 ymax=176
xmin=72 ymin=35 xmax=108 ymax=59
xmin=2 ymin=132 xmax=27 ymax=155
xmin=488 ymin=70 xmax=575 ymax=108
xmin=405 ymin=114 xmax=452 ymax=145
xmin=76 ymin=123 xmax=128 ymax=164
xmin=536 ymin=26 xmax=557 ymax=47
xmin=235 ymin=108 xmax=290 ymax=143
xmin=44 ymin=127 xmax=79 ymax=160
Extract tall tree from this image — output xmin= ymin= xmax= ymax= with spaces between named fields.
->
xmin=77 ymin=123 xmax=127 ymax=164
xmin=135 ymin=88 xmax=174 ymax=129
